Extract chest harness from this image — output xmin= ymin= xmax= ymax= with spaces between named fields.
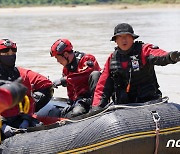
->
xmin=66 ymin=51 xmax=85 ymax=72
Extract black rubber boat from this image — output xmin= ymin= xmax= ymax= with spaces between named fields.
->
xmin=0 ymin=97 xmax=180 ymax=154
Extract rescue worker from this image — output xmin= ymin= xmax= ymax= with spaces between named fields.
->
xmin=0 ymin=79 xmax=27 ymax=113
xmin=92 ymin=23 xmax=180 ymax=109
xmin=0 ymin=39 xmax=53 ymax=138
xmin=50 ymin=38 xmax=101 ymax=118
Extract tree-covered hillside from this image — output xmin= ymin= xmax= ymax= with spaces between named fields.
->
xmin=0 ymin=0 xmax=180 ymax=7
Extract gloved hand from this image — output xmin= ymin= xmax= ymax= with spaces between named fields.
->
xmin=33 ymin=91 xmax=45 ymax=103
xmin=60 ymin=105 xmax=72 ymax=117
xmin=71 ymin=103 xmax=86 ymax=117
xmin=170 ymin=51 xmax=180 ymax=62
xmin=53 ymin=77 xmax=67 ymax=88
xmin=86 ymin=60 xmax=94 ymax=67
xmin=76 ymin=98 xmax=92 ymax=107
xmin=1 ymin=124 xmax=16 ymax=138
xmin=19 ymin=120 xmax=29 ymax=129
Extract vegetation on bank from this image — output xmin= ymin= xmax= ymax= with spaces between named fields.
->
xmin=0 ymin=0 xmax=180 ymax=7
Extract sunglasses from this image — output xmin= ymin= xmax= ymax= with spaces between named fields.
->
xmin=0 ymin=48 xmax=17 ymax=53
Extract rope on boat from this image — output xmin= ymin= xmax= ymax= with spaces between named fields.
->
xmin=151 ymin=111 xmax=161 ymax=154
xmin=57 ymin=96 xmax=169 ymax=124
xmin=15 ymin=96 xmax=169 ymax=132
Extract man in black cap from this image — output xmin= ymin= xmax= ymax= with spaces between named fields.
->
xmin=92 ymin=23 xmax=180 ymax=108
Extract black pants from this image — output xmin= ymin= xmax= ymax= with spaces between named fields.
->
xmin=88 ymin=71 xmax=101 ymax=96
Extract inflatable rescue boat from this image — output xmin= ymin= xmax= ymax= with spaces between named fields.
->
xmin=0 ymin=97 xmax=180 ymax=154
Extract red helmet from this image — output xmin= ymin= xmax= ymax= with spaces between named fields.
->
xmin=50 ymin=38 xmax=73 ymax=57
xmin=0 ymin=39 xmax=17 ymax=52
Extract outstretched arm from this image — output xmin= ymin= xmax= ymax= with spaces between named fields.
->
xmin=142 ymin=44 xmax=180 ymax=66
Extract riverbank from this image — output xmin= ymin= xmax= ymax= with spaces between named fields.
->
xmin=0 ymin=3 xmax=180 ymax=13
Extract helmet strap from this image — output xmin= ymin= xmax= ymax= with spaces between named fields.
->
xmin=59 ymin=54 xmax=69 ymax=64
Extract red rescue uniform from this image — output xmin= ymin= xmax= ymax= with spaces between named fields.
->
xmin=93 ymin=43 xmax=175 ymax=107
xmin=1 ymin=67 xmax=52 ymax=117
xmin=63 ymin=53 xmax=101 ymax=101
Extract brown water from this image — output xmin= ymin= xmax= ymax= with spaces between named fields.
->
xmin=0 ymin=7 xmax=180 ymax=103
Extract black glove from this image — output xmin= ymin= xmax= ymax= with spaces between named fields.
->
xmin=170 ymin=51 xmax=180 ymax=62
xmin=1 ymin=124 xmax=16 ymax=138
xmin=60 ymin=105 xmax=72 ymax=117
xmin=53 ymin=77 xmax=67 ymax=88
xmin=0 ymin=78 xmax=27 ymax=108
xmin=76 ymin=98 xmax=92 ymax=108
xmin=70 ymin=103 xmax=86 ymax=117
xmin=33 ymin=91 xmax=45 ymax=103
xmin=86 ymin=60 xmax=94 ymax=67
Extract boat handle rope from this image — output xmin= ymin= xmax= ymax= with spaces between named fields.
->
xmin=151 ymin=110 xmax=160 ymax=154
xmin=57 ymin=97 xmax=168 ymax=125
xmin=19 ymin=95 xmax=30 ymax=114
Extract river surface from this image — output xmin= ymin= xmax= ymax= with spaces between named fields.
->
xmin=0 ymin=7 xmax=180 ymax=103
